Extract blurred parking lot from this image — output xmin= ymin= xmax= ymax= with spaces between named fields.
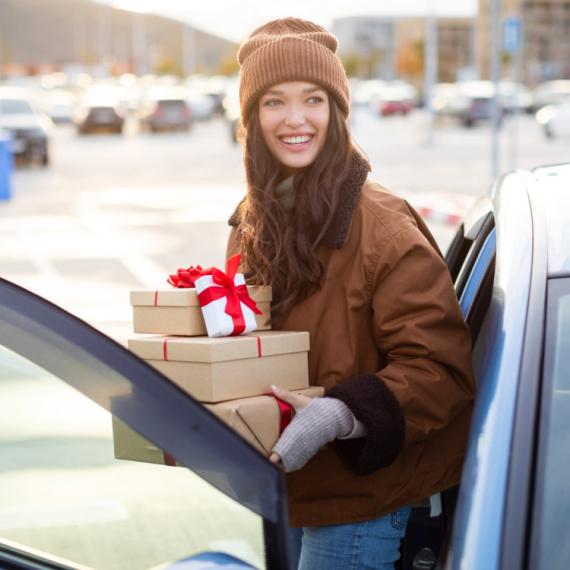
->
xmin=1 ymin=78 xmax=569 ymax=345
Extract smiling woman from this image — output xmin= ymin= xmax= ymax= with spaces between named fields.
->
xmin=226 ymin=16 xmax=476 ymax=570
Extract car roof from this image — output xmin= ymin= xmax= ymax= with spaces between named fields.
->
xmin=531 ymin=163 xmax=570 ymax=276
xmin=0 ymin=86 xmax=34 ymax=100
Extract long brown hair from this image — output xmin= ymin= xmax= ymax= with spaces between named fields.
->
xmin=236 ymin=94 xmax=356 ymax=324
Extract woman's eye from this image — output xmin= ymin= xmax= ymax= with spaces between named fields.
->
xmin=264 ymin=99 xmax=282 ymax=106
xmin=307 ymin=96 xmax=324 ymax=104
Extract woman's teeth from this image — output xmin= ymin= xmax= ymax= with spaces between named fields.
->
xmin=280 ymin=135 xmax=312 ymax=145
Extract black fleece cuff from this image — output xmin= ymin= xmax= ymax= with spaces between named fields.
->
xmin=326 ymin=374 xmax=405 ymax=476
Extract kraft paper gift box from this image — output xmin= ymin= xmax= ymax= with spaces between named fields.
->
xmin=128 ymin=330 xmax=310 ymax=403
xmin=112 ymin=386 xmax=325 ymax=464
xmin=130 ymin=285 xmax=272 ymax=336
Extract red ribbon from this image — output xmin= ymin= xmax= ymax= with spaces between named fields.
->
xmin=197 ymin=255 xmax=263 ymax=336
xmin=273 ymin=397 xmax=293 ymax=435
xmin=163 ymin=337 xmax=175 ymax=361
xmin=163 ymin=452 xmax=176 ymax=466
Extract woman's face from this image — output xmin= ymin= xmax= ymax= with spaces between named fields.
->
xmin=258 ymin=81 xmax=330 ymax=175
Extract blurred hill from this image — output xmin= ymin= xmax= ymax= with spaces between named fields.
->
xmin=0 ymin=0 xmax=238 ymax=76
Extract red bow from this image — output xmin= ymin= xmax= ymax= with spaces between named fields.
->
xmin=167 ymin=255 xmax=262 ymax=336
xmin=167 ymin=265 xmax=210 ymax=288
xmin=197 ymin=254 xmax=262 ymax=336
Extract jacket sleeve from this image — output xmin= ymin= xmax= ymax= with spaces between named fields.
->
xmin=327 ymin=223 xmax=476 ymax=475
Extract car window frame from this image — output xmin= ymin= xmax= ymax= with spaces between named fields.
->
xmin=447 ymin=171 xmax=537 ymax=570
xmin=528 ymin=276 xmax=570 ymax=570
xmin=0 ymin=276 xmax=290 ymax=570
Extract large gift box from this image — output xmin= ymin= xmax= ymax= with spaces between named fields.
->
xmin=128 ymin=330 xmax=310 ymax=403
xmin=112 ymin=386 xmax=325 ymax=464
xmin=130 ymin=285 xmax=272 ymax=336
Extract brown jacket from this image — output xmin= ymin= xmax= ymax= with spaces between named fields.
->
xmin=227 ymin=154 xmax=476 ymax=527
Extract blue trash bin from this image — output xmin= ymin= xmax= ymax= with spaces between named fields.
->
xmin=0 ymin=130 xmax=14 ymax=201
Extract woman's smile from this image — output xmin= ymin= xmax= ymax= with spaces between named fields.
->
xmin=277 ymin=132 xmax=315 ymax=152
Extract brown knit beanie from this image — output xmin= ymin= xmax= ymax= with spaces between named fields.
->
xmin=237 ymin=17 xmax=350 ymax=126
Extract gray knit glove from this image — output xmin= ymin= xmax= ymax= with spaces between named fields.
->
xmin=271 ymin=397 xmax=355 ymax=472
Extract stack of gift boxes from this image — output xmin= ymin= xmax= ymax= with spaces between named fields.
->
xmin=112 ymin=255 xmax=323 ymax=467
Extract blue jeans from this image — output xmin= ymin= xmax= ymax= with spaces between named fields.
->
xmin=288 ymin=506 xmax=412 ymax=570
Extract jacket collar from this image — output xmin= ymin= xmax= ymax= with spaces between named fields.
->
xmin=228 ymin=151 xmax=371 ymax=249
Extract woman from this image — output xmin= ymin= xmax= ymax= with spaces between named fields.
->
xmin=227 ymin=17 xmax=476 ymax=570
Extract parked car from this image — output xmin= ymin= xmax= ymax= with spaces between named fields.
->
xmin=0 ymin=163 xmax=570 ymax=569
xmin=42 ymin=89 xmax=78 ymax=124
xmin=74 ymin=87 xmax=127 ymax=134
xmin=536 ymin=101 xmax=570 ymax=138
xmin=222 ymin=85 xmax=241 ymax=144
xmin=0 ymin=86 xmax=52 ymax=166
xmin=498 ymin=81 xmax=533 ymax=114
xmin=402 ymin=162 xmax=570 ymax=569
xmin=531 ymin=79 xmax=570 ymax=112
xmin=433 ymin=81 xmax=507 ymax=127
xmin=186 ymin=92 xmax=216 ymax=121
xmin=375 ymin=83 xmax=417 ymax=116
xmin=139 ymin=87 xmax=193 ymax=133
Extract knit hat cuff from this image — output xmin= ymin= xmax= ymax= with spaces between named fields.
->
xmin=239 ymin=36 xmax=350 ymax=126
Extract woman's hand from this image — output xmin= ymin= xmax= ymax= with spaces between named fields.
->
xmin=268 ymin=386 xmax=356 ymax=472
xmin=269 ymin=385 xmax=312 ymax=466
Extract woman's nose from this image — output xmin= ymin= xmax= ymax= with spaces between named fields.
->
xmin=284 ymin=104 xmax=305 ymax=127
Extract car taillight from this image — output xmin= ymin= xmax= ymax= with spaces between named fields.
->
xmin=154 ymin=107 xmax=164 ymax=118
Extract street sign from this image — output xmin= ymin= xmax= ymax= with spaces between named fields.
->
xmin=503 ymin=16 xmax=521 ymax=54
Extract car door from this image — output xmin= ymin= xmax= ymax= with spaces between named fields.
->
xmin=0 ymin=276 xmax=289 ymax=570
xmin=399 ymin=197 xmax=497 ymax=570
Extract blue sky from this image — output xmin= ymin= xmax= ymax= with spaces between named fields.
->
xmin=98 ymin=0 xmax=478 ymax=43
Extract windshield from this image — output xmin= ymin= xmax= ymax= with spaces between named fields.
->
xmin=0 ymin=99 xmax=34 ymax=115
xmin=530 ymin=277 xmax=570 ymax=569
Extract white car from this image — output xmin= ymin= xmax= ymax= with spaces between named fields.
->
xmin=536 ymin=102 xmax=570 ymax=138
xmin=0 ymin=86 xmax=53 ymax=165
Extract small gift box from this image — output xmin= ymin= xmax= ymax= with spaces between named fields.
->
xmin=128 ymin=330 xmax=310 ymax=403
xmin=192 ymin=254 xmax=264 ymax=337
xmin=131 ymin=286 xmax=271 ymax=337
xmin=112 ymin=386 xmax=325 ymax=465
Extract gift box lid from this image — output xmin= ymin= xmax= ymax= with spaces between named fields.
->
xmin=128 ymin=330 xmax=309 ymax=363
xmin=130 ymin=285 xmax=272 ymax=307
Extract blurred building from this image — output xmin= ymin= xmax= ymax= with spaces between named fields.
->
xmin=333 ymin=15 xmax=475 ymax=86
xmin=477 ymin=0 xmax=570 ymax=85
xmin=396 ymin=18 xmax=475 ymax=86
xmin=333 ymin=17 xmax=397 ymax=80
xmin=0 ymin=0 xmax=237 ymax=78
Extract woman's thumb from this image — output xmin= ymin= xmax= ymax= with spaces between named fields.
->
xmin=271 ymin=385 xmax=309 ymax=411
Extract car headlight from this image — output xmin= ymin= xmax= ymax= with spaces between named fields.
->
xmin=536 ymin=105 xmax=555 ymax=125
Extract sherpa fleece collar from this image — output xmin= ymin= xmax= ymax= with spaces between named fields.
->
xmin=227 ymin=151 xmax=371 ymax=249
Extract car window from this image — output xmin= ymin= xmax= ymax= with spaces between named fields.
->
xmin=458 ymin=228 xmax=496 ymax=319
xmin=530 ymin=277 xmax=570 ymax=570
xmin=0 ymin=278 xmax=291 ymax=569
xmin=0 ymin=99 xmax=34 ymax=115
xmin=0 ymin=344 xmax=265 ymax=570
